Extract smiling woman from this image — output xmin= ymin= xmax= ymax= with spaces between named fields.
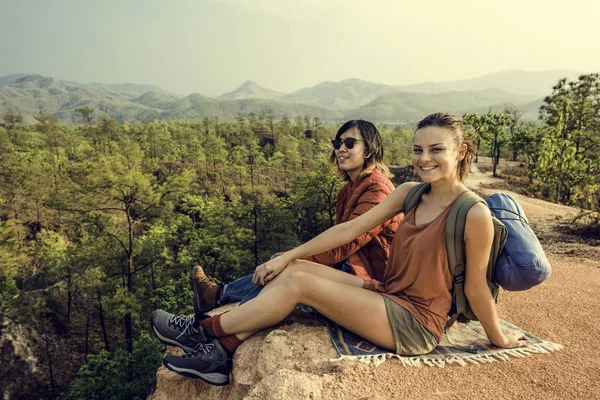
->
xmin=412 ymin=113 xmax=475 ymax=184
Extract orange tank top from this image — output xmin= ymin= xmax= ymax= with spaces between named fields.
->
xmin=364 ymin=197 xmax=456 ymax=341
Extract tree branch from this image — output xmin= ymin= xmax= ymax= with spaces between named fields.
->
xmin=132 ymin=260 xmax=156 ymax=275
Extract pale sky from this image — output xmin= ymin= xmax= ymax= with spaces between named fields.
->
xmin=1 ymin=0 xmax=598 ymax=96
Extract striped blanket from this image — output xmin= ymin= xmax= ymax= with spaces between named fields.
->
xmin=326 ymin=319 xmax=562 ymax=367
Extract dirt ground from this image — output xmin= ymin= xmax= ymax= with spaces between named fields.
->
xmin=325 ymin=160 xmax=600 ymax=399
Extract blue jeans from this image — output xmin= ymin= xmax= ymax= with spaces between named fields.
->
xmin=219 ymin=261 xmax=353 ymax=305
xmin=219 ymin=274 xmax=262 ymax=305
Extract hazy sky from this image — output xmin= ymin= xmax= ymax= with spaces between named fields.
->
xmin=1 ymin=0 xmax=598 ymax=96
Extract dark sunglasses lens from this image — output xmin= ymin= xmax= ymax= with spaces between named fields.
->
xmin=344 ymin=138 xmax=356 ymax=149
xmin=331 ymin=139 xmax=342 ymax=149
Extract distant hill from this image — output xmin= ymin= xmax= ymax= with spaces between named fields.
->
xmin=282 ymin=78 xmax=403 ymax=109
xmin=160 ymin=95 xmax=338 ymax=121
xmin=215 ymin=70 xmax=579 ymax=108
xmin=134 ymin=91 xmax=182 ymax=109
xmin=89 ymin=82 xmax=177 ymax=97
xmin=465 ymin=97 xmax=545 ymax=120
xmin=0 ymin=73 xmax=28 ymax=87
xmin=399 ymin=69 xmax=581 ymax=97
xmin=0 ymin=74 xmax=338 ymax=124
xmin=347 ymin=89 xmax=537 ymax=122
xmin=0 ymin=74 xmax=176 ymax=96
xmin=216 ymin=72 xmax=567 ymax=111
xmin=0 ymin=74 xmax=146 ymax=124
xmin=218 ymin=81 xmax=285 ymax=100
xmin=518 ymin=98 xmax=546 ymax=120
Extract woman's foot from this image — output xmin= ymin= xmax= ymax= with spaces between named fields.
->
xmin=191 ymin=265 xmax=220 ymax=315
xmin=150 ymin=309 xmax=210 ymax=352
xmin=162 ymin=339 xmax=231 ymax=386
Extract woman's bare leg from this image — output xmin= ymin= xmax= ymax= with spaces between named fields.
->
xmin=220 ymin=264 xmax=395 ymax=350
xmin=232 ymin=259 xmax=365 ymax=340
xmin=257 ymin=259 xmax=364 ymax=295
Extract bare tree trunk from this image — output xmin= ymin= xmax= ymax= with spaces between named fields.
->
xmin=124 ymin=298 xmax=133 ymax=352
xmin=220 ymin=171 xmax=226 ymax=197
xmin=527 ymin=155 xmax=535 ymax=184
xmin=249 ymin=155 xmax=255 ymax=189
xmin=125 ymin=206 xmax=134 ymax=352
xmin=253 ymin=206 xmax=259 ymax=267
xmin=283 ymin=161 xmax=287 ymax=195
xmin=85 ymin=312 xmax=90 ymax=363
xmin=67 ymin=265 xmax=72 ymax=325
xmin=45 ymin=337 xmax=56 ymax=399
xmin=151 ymin=263 xmax=156 ymax=291
xmin=98 ymin=295 xmax=110 ymax=353
xmin=493 ymin=145 xmax=500 ymax=177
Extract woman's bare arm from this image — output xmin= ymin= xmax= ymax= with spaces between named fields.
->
xmin=464 ymin=203 xmax=527 ymax=348
xmin=253 ymin=182 xmax=419 ymax=284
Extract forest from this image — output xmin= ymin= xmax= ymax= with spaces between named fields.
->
xmin=0 ymin=73 xmax=598 ymax=399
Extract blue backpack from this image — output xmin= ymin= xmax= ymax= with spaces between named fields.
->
xmin=404 ymin=183 xmax=552 ymax=327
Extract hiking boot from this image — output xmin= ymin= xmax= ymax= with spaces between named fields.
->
xmin=191 ymin=265 xmax=219 ymax=315
xmin=151 ymin=309 xmax=210 ymax=352
xmin=163 ymin=338 xmax=232 ymax=386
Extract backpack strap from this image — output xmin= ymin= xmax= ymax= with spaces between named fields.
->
xmin=445 ymin=191 xmax=485 ymax=328
xmin=403 ymin=183 xmax=431 ymax=213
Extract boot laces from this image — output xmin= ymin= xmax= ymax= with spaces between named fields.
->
xmin=186 ymin=343 xmax=215 ymax=357
xmin=168 ymin=314 xmax=199 ymax=340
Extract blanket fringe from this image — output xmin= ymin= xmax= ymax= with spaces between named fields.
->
xmin=330 ymin=340 xmax=563 ymax=368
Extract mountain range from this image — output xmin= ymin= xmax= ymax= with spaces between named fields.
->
xmin=0 ymin=69 xmax=582 ymax=124
xmin=399 ymin=69 xmax=580 ymax=96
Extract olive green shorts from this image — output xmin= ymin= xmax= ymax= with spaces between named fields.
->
xmin=383 ymin=296 xmax=439 ymax=356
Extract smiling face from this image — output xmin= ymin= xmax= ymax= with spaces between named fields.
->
xmin=412 ymin=126 xmax=466 ymax=184
xmin=335 ymin=128 xmax=367 ymax=181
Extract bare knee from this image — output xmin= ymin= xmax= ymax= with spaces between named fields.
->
xmin=283 ymin=270 xmax=312 ymax=299
xmin=275 ymin=259 xmax=310 ymax=280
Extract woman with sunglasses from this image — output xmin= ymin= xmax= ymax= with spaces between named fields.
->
xmin=152 ymin=113 xmax=528 ymax=385
xmin=151 ymin=120 xmax=401 ymax=382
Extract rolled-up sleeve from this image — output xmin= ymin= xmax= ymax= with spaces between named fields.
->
xmin=303 ymin=182 xmax=392 ymax=266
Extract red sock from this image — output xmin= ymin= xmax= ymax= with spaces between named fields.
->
xmin=199 ymin=314 xmax=227 ymax=337
xmin=218 ymin=335 xmax=242 ymax=354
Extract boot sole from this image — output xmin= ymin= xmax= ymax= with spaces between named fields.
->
xmin=163 ymin=359 xmax=230 ymax=386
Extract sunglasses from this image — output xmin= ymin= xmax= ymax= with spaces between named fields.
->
xmin=331 ymin=138 xmax=364 ymax=150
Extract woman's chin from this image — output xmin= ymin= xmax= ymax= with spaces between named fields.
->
xmin=339 ymin=165 xmax=362 ymax=174
xmin=416 ymin=172 xmax=457 ymax=184
xmin=416 ymin=172 xmax=438 ymax=182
